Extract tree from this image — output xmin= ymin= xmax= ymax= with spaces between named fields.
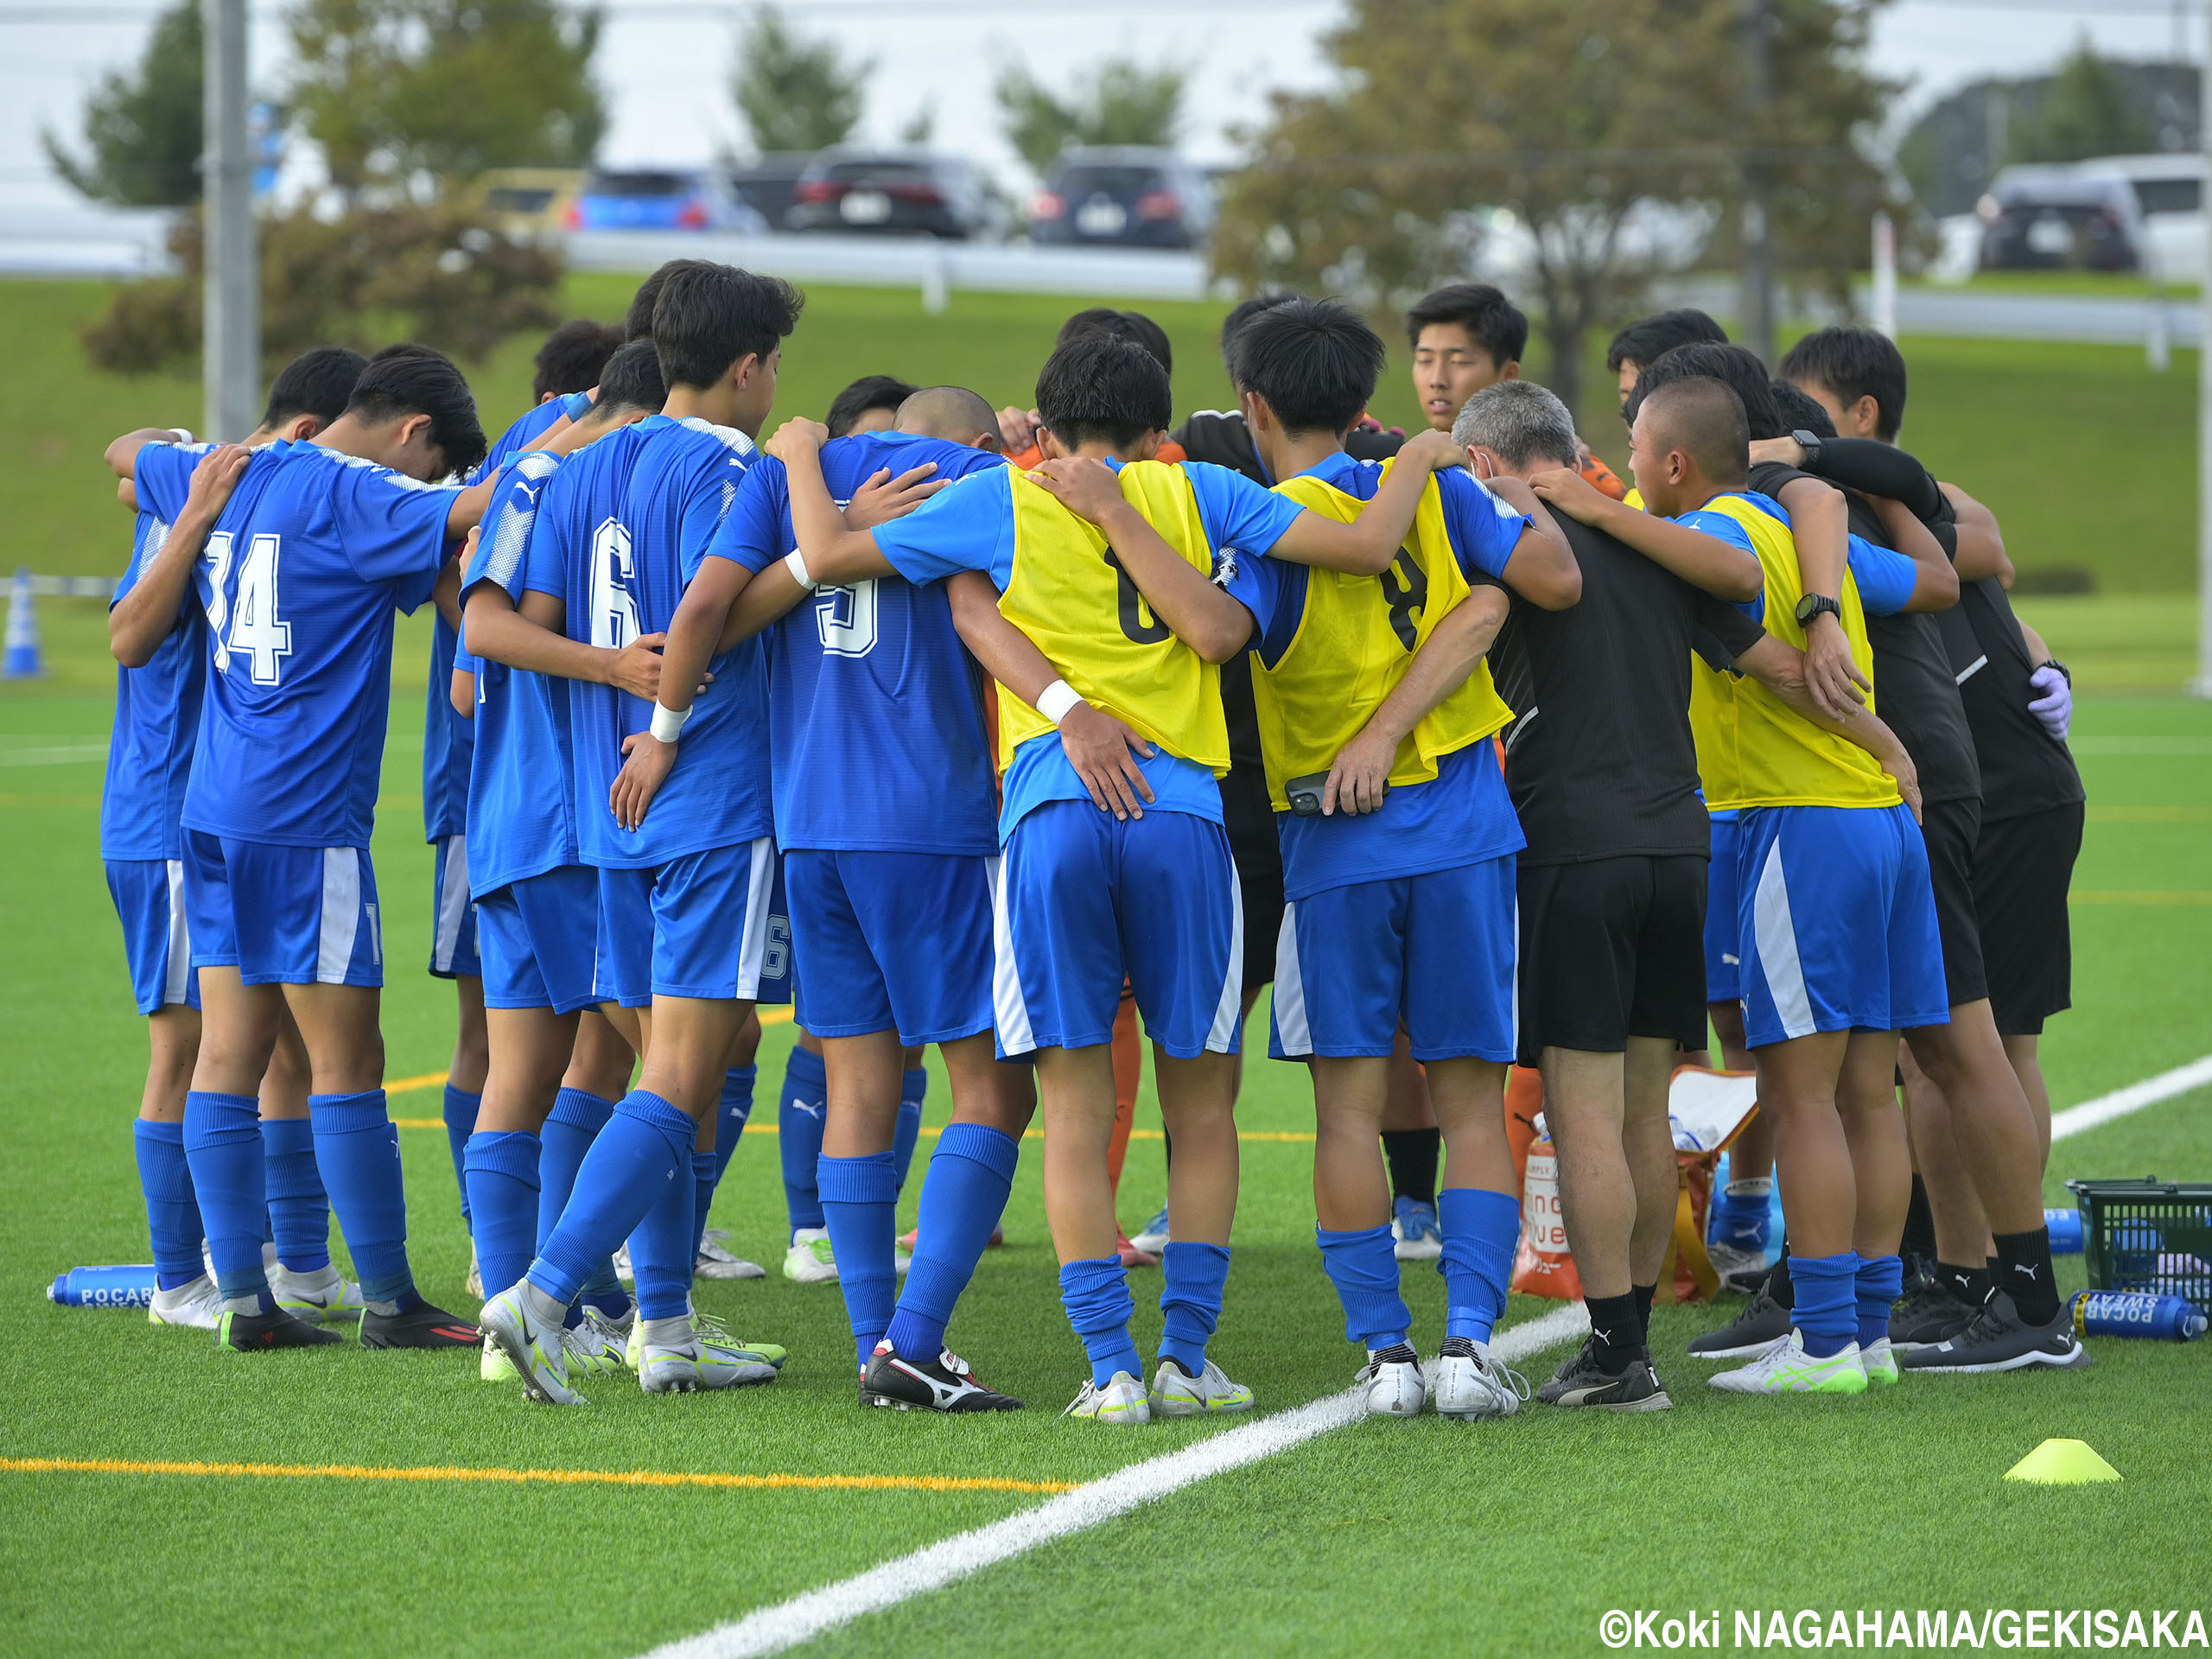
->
xmin=42 ymin=0 xmax=204 ymax=207
xmin=995 ymin=59 xmax=1185 ymax=173
xmin=732 ymin=10 xmax=866 ymax=155
xmin=287 ymin=0 xmax=604 ymax=199
xmin=2022 ymin=36 xmax=2154 ymax=164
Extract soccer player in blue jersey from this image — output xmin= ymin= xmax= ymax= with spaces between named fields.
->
xmin=477 ymin=263 xmax=802 ymax=1404
xmin=108 ymin=346 xmax=502 ymax=1352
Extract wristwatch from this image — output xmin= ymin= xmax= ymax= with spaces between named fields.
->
xmin=1795 ymin=593 xmax=1842 ymax=628
xmin=2038 ymin=658 xmax=2072 ymax=687
xmin=1791 ymin=429 xmax=1825 ymax=468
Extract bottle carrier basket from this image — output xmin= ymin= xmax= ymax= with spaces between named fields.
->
xmin=2064 ymin=1177 xmax=2212 ymax=1314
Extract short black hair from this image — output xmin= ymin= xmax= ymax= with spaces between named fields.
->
xmin=1768 ymin=378 xmax=1837 ymax=442
xmin=1219 ymin=293 xmax=1300 ymax=368
xmin=1404 ymin=282 xmax=1527 ymax=367
xmin=263 ymin=346 xmax=367 ymax=429
xmin=532 ymin=320 xmax=624 ymax=402
xmin=1778 ymin=326 xmax=1908 ymax=442
xmin=1625 ymin=341 xmax=1782 ymax=441
xmin=652 ymin=264 xmax=804 ymax=392
xmin=1639 ymin=376 xmax=1750 ymax=486
xmin=1057 ymin=307 xmax=1173 ymax=378
xmin=593 ymin=340 xmax=667 ymax=416
xmin=826 ymin=373 xmax=918 ymax=438
xmin=346 ymin=345 xmax=486 ymax=478
xmin=1035 ymin=333 xmax=1172 ymax=451
xmin=1605 ymin=308 xmax=1728 ymax=375
xmin=1228 ymin=296 xmax=1385 ymax=437
xmin=624 ymin=258 xmax=715 ymax=342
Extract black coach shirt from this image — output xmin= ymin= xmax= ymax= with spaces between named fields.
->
xmin=1490 ymin=512 xmax=1741 ymax=865
xmin=1936 ymin=573 xmax=2085 ymax=823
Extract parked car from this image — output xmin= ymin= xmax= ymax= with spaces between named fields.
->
xmin=2078 ymin=153 xmax=2205 ymax=283
xmin=565 ymin=168 xmax=766 ymax=233
xmin=785 ymin=150 xmax=1001 ymax=239
xmin=467 ymin=168 xmax=587 ymax=238
xmin=725 ymin=152 xmax=815 ymax=236
xmin=1978 ymin=167 xmax=2143 ymax=272
xmin=1027 ymin=147 xmax=1215 ymax=250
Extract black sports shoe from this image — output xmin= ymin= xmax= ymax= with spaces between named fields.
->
xmin=863 ymin=1344 xmax=1024 ymax=1412
xmin=359 ymin=1299 xmax=479 ymax=1350
xmin=1888 ymin=1275 xmax=1977 ymax=1352
xmin=1688 ymin=1286 xmax=1793 ymax=1357
xmin=217 ymin=1306 xmax=342 ymax=1351
xmin=1535 ymin=1336 xmax=1671 ymax=1411
xmin=1899 ymin=1292 xmax=2091 ymax=1373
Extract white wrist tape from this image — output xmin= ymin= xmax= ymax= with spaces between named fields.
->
xmin=783 ymin=548 xmax=819 ymax=591
xmin=648 ymin=702 xmax=690 ymax=744
xmin=1037 ymin=679 xmax=1084 ymax=727
xmin=168 ymin=428 xmax=194 ymax=444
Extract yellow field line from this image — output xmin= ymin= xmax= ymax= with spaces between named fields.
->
xmin=2070 ymin=890 xmax=2212 ymax=905
xmin=0 ymin=1455 xmax=1072 ymax=1496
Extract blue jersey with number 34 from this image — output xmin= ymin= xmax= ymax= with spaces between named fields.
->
xmin=132 ymin=439 xmax=459 ymax=850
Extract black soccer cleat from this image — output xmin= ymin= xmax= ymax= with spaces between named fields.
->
xmin=862 ymin=1343 xmax=1024 ymax=1412
xmin=1888 ymin=1275 xmax=1978 ymax=1352
xmin=1535 ymin=1336 xmax=1672 ymax=1412
xmin=217 ymin=1306 xmax=343 ymax=1351
xmin=1899 ymin=1292 xmax=2092 ymax=1374
xmin=1687 ymin=1286 xmax=1794 ymax=1358
xmin=359 ymin=1299 xmax=480 ymax=1351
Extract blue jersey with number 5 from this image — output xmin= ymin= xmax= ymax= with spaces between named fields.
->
xmin=133 ymin=439 xmax=459 ymax=849
xmin=521 ymin=414 xmax=771 ymax=868
xmin=705 ymin=431 xmax=1008 ymax=856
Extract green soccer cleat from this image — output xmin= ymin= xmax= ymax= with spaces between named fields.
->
xmin=1708 ymin=1330 xmax=1867 ymax=1395
xmin=782 ymin=1230 xmax=838 ymax=1284
xmin=1860 ymin=1336 xmax=1901 ymax=1386
xmin=637 ymin=1318 xmax=779 ymax=1393
xmin=478 ymin=1286 xmax=588 ymax=1405
xmin=1148 ymin=1357 xmax=1253 ymax=1417
xmin=1064 ymin=1370 xmax=1151 ymax=1426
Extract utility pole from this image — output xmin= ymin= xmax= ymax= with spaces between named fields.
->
xmin=2196 ymin=0 xmax=2212 ymax=695
xmin=203 ymin=0 xmax=257 ymax=442
xmin=1739 ymin=0 xmax=1777 ymax=365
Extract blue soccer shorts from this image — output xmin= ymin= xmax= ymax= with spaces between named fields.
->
xmin=181 ymin=831 xmax=383 ymax=988
xmin=993 ymin=800 xmax=1243 ymax=1060
xmin=478 ymin=864 xmax=600 ymax=1015
xmin=1736 ymin=803 xmax=1951 ymax=1048
xmin=1271 ymin=854 xmax=1518 ymax=1063
xmin=428 ymin=833 xmax=480 ymax=981
xmin=786 ymin=849 xmax=995 ymax=1046
xmin=1705 ymin=810 xmax=1743 ymax=1004
xmin=595 ymin=836 xmax=790 ymax=1007
xmin=105 ymin=857 xmax=198 ymax=1014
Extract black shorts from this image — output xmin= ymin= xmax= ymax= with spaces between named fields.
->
xmin=1516 ymin=854 xmax=1708 ymax=1066
xmin=1223 ymin=804 xmax=1284 ymax=996
xmin=1921 ymin=794 xmax=1988 ymax=1010
xmin=1974 ymin=801 xmax=2083 ymax=1036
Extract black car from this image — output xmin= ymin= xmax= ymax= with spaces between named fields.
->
xmin=726 ymin=152 xmax=814 ymax=237
xmin=1028 ymin=147 xmax=1215 ymax=250
xmin=784 ymin=150 xmax=1002 ymax=239
xmin=1978 ymin=168 xmax=2144 ymax=272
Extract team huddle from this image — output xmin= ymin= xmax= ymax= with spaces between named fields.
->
xmin=96 ymin=259 xmax=2086 ymax=1422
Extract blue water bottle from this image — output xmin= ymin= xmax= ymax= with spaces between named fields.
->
xmin=2070 ymin=1288 xmax=2207 ymax=1343
xmin=48 ymin=1264 xmax=158 ymax=1308
xmin=2044 ymin=1207 xmax=2084 ymax=1255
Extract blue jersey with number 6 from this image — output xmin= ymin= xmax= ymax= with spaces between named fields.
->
xmin=521 ymin=413 xmax=771 ymax=868
xmin=706 ymin=431 xmax=1008 ymax=856
xmin=132 ymin=439 xmax=460 ymax=850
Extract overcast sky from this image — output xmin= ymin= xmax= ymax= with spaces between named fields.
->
xmin=2 ymin=0 xmax=2199 ymax=211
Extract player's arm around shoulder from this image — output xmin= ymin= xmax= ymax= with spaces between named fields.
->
xmin=1263 ymin=429 xmax=1466 ymax=575
xmin=766 ymin=417 xmax=902 ymax=586
xmin=1733 ymin=632 xmax=1922 ymax=819
xmin=1866 ymin=493 xmax=1959 ymax=613
xmin=110 ymin=443 xmax=249 ymax=668
xmin=1477 ymin=470 xmax=1580 ymax=610
xmin=1527 ymin=463 xmax=1760 ymax=604
xmin=1325 ymin=582 xmax=1511 ymax=816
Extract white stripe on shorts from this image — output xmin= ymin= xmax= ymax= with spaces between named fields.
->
xmin=432 ymin=834 xmax=472 ymax=973
xmin=1203 ymin=868 xmax=1244 ymax=1052
xmin=989 ymin=853 xmax=1037 ymax=1056
xmin=317 ymin=848 xmax=362 ymax=984
xmin=1271 ymin=900 xmax=1311 ymax=1057
xmin=734 ymin=836 xmax=776 ymax=1000
xmin=162 ymin=858 xmax=191 ymax=1006
xmin=1751 ymin=837 xmax=1815 ymax=1039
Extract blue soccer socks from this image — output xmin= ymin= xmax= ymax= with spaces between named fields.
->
xmin=1159 ymin=1240 xmax=1231 ymax=1377
xmin=133 ymin=1119 xmax=204 ymax=1291
xmin=182 ymin=1090 xmax=269 ymax=1306
xmin=462 ymin=1130 xmax=541 ymax=1303
xmin=1059 ymin=1255 xmax=1142 ymax=1387
xmin=893 ymin=1066 xmax=927 ymax=1196
xmin=627 ymin=1145 xmax=701 ymax=1322
xmin=885 ymin=1122 xmax=1020 ymax=1363
xmin=539 ymin=1087 xmax=614 ymax=1250
xmin=530 ymin=1090 xmax=695 ymax=1310
xmin=1438 ymin=1186 xmax=1520 ymax=1344
xmin=308 ymin=1090 xmax=413 ymax=1308
xmin=687 ymin=1147 xmax=719 ymax=1271
xmin=715 ymin=1063 xmax=757 ymax=1188
xmin=779 ymin=1046 xmax=829 ymax=1235
xmin=1855 ymin=1251 xmax=1904 ymax=1350
xmin=261 ymin=1115 xmax=332 ymax=1274
xmin=1713 ymin=1177 xmax=1775 ymax=1254
xmin=1317 ymin=1224 xmax=1409 ymax=1351
xmin=820 ymin=1150 xmax=899 ymax=1370
xmin=442 ymin=1084 xmax=480 ymax=1222
xmin=1793 ymin=1250 xmax=1859 ymax=1357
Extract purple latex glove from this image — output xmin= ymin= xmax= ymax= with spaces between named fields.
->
xmin=2027 ymin=664 xmax=2072 ymax=741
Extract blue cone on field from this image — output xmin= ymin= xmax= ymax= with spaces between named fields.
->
xmin=3 ymin=565 xmax=41 ymax=679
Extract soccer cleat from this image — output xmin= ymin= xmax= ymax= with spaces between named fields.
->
xmin=1706 ymin=1240 xmax=1767 ymax=1291
xmin=570 ymin=1306 xmax=633 ymax=1375
xmin=1128 ymin=1206 xmax=1170 ymax=1255
xmin=691 ymin=1306 xmax=785 ymax=1370
xmin=1888 ymin=1277 xmax=1978 ymax=1352
xmin=360 ymin=1298 xmax=479 ymax=1350
xmin=1355 ymin=1342 xmax=1427 ymax=1418
xmin=1898 ymin=1292 xmax=2092 ymax=1374
xmin=864 ymin=1343 xmax=1024 ymax=1412
xmin=696 ymin=1233 xmax=766 ymax=1281
xmin=217 ymin=1304 xmax=342 ymax=1351
xmin=1116 ymin=1230 xmax=1160 ymax=1269
xmin=1064 ymin=1370 xmax=1151 ymax=1426
xmin=1432 ymin=1335 xmax=1534 ymax=1419
xmin=638 ymin=1322 xmax=779 ymax=1394
xmin=1148 ymin=1357 xmax=1254 ymax=1417
xmin=1535 ymin=1337 xmax=1669 ymax=1412
xmin=782 ymin=1229 xmax=838 ymax=1285
xmin=1688 ymin=1286 xmax=1794 ymax=1358
xmin=478 ymin=1286 xmax=587 ymax=1405
xmin=1391 ymin=1197 xmax=1444 ymax=1262
xmin=148 ymin=1274 xmax=224 ymax=1331
xmin=1707 ymin=1330 xmax=1867 ymax=1395
xmin=465 ymin=1244 xmax=482 ymax=1300
xmin=270 ymin=1262 xmax=365 ymax=1325
xmin=1860 ymin=1336 xmax=1901 ymax=1386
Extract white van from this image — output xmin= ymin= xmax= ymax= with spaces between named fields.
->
xmin=2075 ymin=153 xmax=2205 ymax=283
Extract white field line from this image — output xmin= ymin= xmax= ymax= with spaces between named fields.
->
xmin=639 ymin=1301 xmax=1592 ymax=1659
xmin=2049 ymin=1052 xmax=2212 ymax=1142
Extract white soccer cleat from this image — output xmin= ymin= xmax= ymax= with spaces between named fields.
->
xmin=572 ymin=1306 xmax=634 ymax=1375
xmin=782 ymin=1228 xmax=839 ymax=1284
xmin=1859 ymin=1335 xmax=1900 ymax=1387
xmin=1064 ymin=1370 xmax=1152 ymax=1426
xmin=1708 ymin=1329 xmax=1868 ymax=1396
xmin=1148 ymin=1357 xmax=1255 ymax=1418
xmin=1355 ymin=1344 xmax=1427 ymax=1418
xmin=1430 ymin=1337 xmax=1528 ymax=1421
xmin=696 ymin=1233 xmax=766 ymax=1281
xmin=478 ymin=1285 xmax=588 ymax=1406
xmin=270 ymin=1262 xmax=365 ymax=1324
xmin=147 ymin=1273 xmax=224 ymax=1331
xmin=1128 ymin=1206 xmax=1171 ymax=1255
xmin=638 ymin=1318 xmax=779 ymax=1394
